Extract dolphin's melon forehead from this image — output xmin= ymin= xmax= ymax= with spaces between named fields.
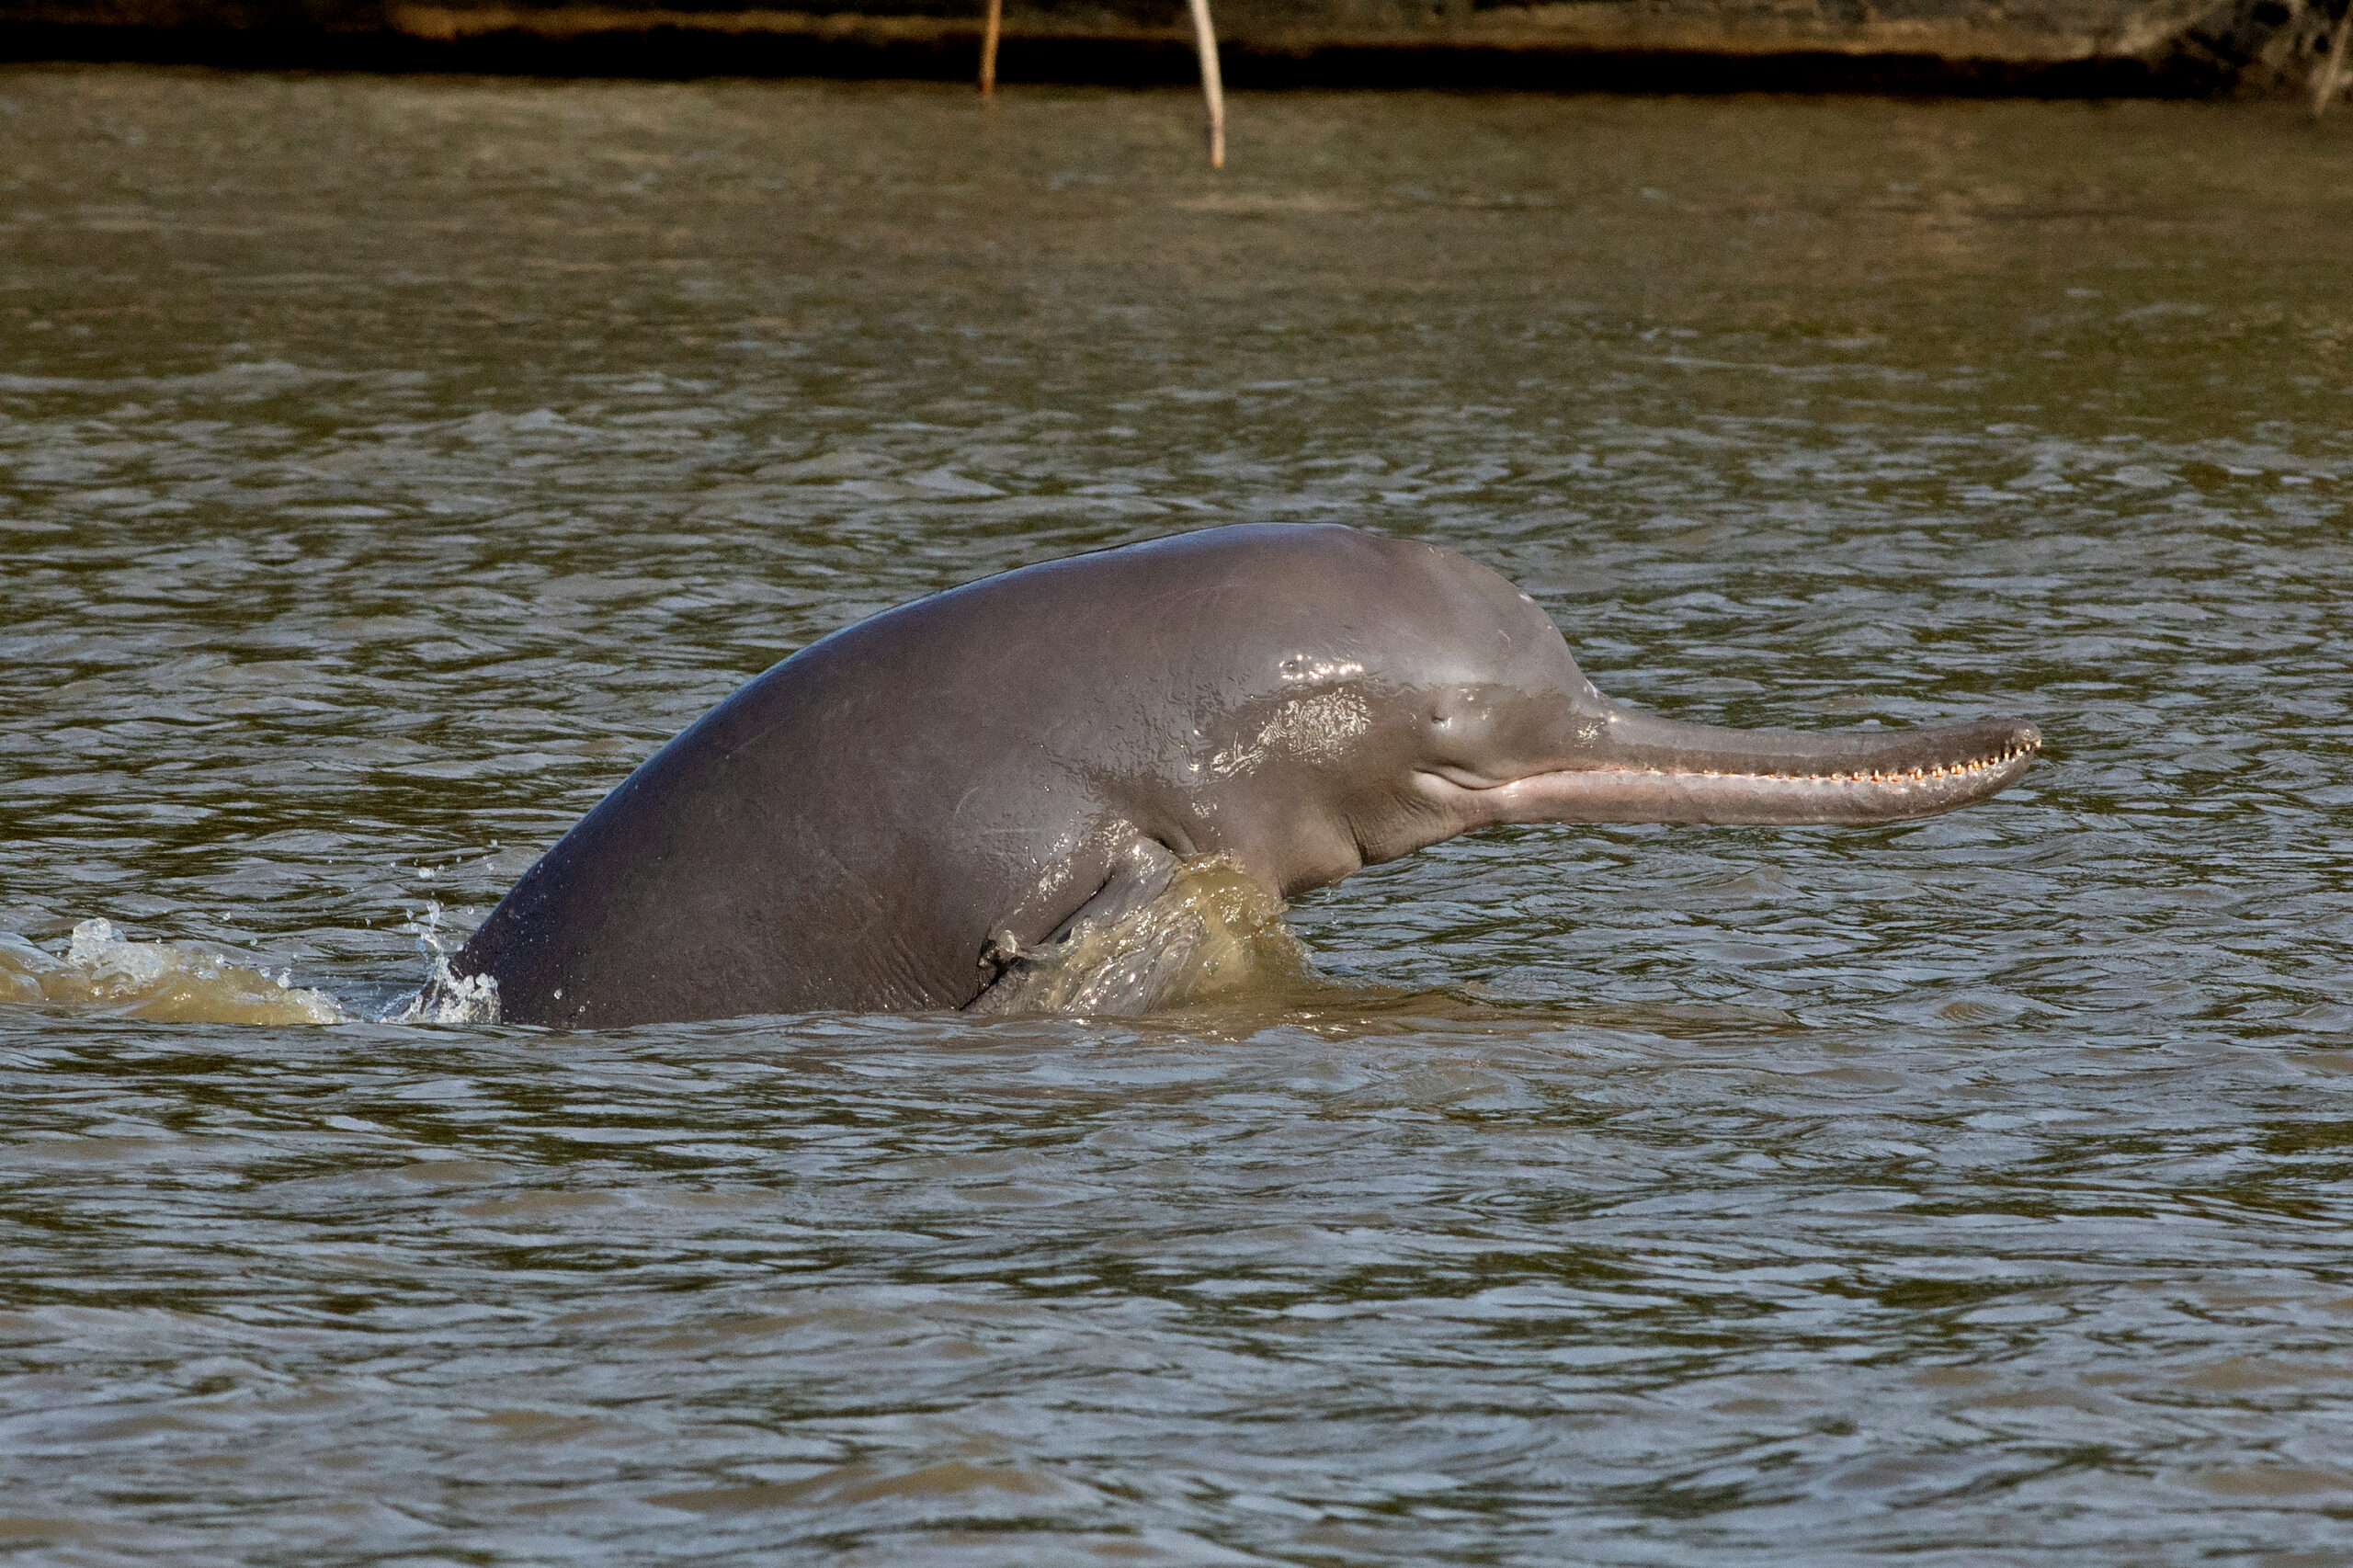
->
xmin=814 ymin=522 xmax=1579 ymax=705
xmin=1134 ymin=524 xmax=1579 ymax=693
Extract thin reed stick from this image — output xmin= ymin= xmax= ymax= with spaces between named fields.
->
xmin=979 ymin=0 xmax=1002 ymax=93
xmin=2315 ymin=1 xmax=2353 ymax=119
xmin=1185 ymin=0 xmax=1225 ymax=167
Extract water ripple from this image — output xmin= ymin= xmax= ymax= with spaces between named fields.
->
xmin=3 ymin=69 xmax=2351 ymax=1565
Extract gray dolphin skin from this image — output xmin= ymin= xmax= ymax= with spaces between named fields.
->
xmin=450 ymin=524 xmax=2039 ymax=1026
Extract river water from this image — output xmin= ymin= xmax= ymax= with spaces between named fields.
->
xmin=4 ymin=66 xmax=2352 ymax=1563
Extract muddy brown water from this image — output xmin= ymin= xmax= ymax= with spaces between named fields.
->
xmin=3 ymin=66 xmax=2352 ymax=1564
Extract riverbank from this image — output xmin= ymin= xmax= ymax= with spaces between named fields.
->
xmin=3 ymin=0 xmax=2347 ymax=98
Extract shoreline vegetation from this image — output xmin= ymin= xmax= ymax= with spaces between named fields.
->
xmin=3 ymin=0 xmax=2349 ymax=101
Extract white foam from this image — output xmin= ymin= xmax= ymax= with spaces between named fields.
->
xmin=389 ymin=965 xmax=501 ymax=1026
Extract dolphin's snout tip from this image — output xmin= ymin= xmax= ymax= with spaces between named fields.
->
xmin=1967 ymin=716 xmax=2039 ymax=761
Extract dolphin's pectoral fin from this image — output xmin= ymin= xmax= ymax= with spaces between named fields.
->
xmin=967 ymin=834 xmax=1183 ymax=1017
xmin=967 ymin=837 xmax=1313 ymax=1017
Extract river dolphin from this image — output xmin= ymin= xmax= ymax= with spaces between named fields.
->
xmin=447 ymin=523 xmax=2038 ymax=1026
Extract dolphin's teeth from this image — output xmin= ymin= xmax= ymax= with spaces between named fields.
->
xmin=1551 ymin=747 xmax=2033 ymax=792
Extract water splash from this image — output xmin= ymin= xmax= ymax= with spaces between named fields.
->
xmin=0 ymin=919 xmax=347 ymax=1025
xmin=972 ymin=854 xmax=1340 ymax=1017
xmin=385 ymin=901 xmax=500 ymax=1025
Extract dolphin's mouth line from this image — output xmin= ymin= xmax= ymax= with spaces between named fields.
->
xmin=1415 ymin=728 xmax=2040 ymax=828
xmin=1427 ymin=735 xmax=2040 ymax=793
xmin=1574 ymin=736 xmax=2038 ymax=787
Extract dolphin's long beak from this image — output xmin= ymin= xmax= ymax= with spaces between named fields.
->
xmin=1444 ymin=707 xmax=2040 ymax=827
